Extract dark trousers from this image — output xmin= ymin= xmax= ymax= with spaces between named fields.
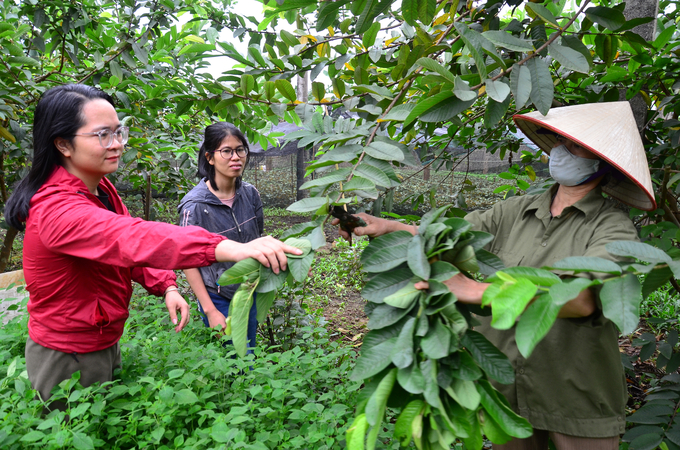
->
xmin=197 ymin=291 xmax=258 ymax=351
xmin=494 ymin=429 xmax=619 ymax=450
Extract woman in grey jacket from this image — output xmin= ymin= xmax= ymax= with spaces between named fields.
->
xmin=179 ymin=122 xmax=263 ymax=349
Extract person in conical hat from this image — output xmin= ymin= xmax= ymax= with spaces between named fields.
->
xmin=335 ymin=102 xmax=652 ymax=449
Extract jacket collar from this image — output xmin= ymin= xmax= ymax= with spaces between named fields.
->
xmin=525 ymin=183 xmax=607 ymax=222
xmin=195 ymin=178 xmax=242 ymax=206
xmin=39 ymin=166 xmax=123 ymax=212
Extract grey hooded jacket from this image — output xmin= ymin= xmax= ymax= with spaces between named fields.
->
xmin=178 ymin=179 xmax=263 ymax=300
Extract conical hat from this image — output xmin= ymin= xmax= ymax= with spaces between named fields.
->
xmin=513 ymin=102 xmax=656 ymax=211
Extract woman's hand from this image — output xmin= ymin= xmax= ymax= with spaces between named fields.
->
xmin=331 ymin=213 xmax=417 ymax=240
xmin=215 ymin=236 xmax=302 ymax=274
xmin=164 ymin=289 xmax=190 ymax=332
xmin=204 ymin=308 xmax=228 ymax=331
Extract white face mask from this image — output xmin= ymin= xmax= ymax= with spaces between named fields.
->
xmin=549 ymin=144 xmax=600 ymax=186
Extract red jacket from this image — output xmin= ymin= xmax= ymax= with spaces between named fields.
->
xmin=24 ymin=167 xmax=225 ymax=353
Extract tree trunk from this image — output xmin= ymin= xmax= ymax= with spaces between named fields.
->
xmin=296 ymin=72 xmax=309 ymax=201
xmin=0 ymin=150 xmax=18 ymax=273
xmin=144 ymin=172 xmax=152 ymax=221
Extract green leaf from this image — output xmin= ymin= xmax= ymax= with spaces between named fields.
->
xmin=398 ymin=363 xmax=426 ymax=394
xmin=462 ymin=331 xmax=514 ymax=384
xmin=289 ymin=252 xmax=313 ymax=283
xmin=509 ymin=63 xmax=531 ymax=109
xmin=454 ymin=76 xmax=477 ymax=101
xmin=354 ymin=163 xmax=391 ymax=187
xmin=482 ymin=31 xmax=535 ymax=52
xmin=547 ymin=256 xmax=622 ymax=274
xmin=606 ymin=241 xmax=671 ymax=264
xmin=478 ymin=380 xmax=532 ymax=438
xmin=445 ymin=378 xmax=481 ymax=410
xmin=548 ymin=43 xmax=589 ymax=73
xmin=255 ymin=290 xmax=277 ymax=323
xmin=421 ymin=318 xmax=451 ymax=359
xmin=109 ymin=60 xmax=123 ymax=80
xmin=361 ymin=231 xmax=413 ymax=272
xmin=311 ymin=81 xmax=326 ymax=102
xmin=347 ymin=414 xmax=369 ymax=450
xmin=487 ymin=267 xmax=560 ymax=286
xmin=404 ymin=91 xmax=454 ymax=128
xmin=218 ymin=258 xmax=260 ymax=285
xmin=368 ymin=304 xmax=413 ymax=329
xmin=280 ymin=29 xmax=299 ymax=47
xmin=526 ymin=2 xmax=559 ymax=26
xmin=257 ymin=265 xmax=288 ymax=293
xmin=363 ymin=22 xmax=381 ymax=48
xmin=287 ymin=196 xmax=328 ymax=213
xmin=365 ymin=368 xmax=397 ymax=426
xmin=364 ymin=141 xmax=404 ymax=162
xmin=350 ymin=337 xmax=397 ymax=380
xmin=407 ymin=234 xmax=430 ymax=279
xmin=430 ymin=261 xmax=459 ymax=282
xmin=380 ymin=103 xmax=416 ymax=122
xmin=394 ymin=400 xmax=424 ymax=446
xmin=8 ymin=56 xmax=39 ymax=67
xmin=642 ymin=266 xmax=673 ymax=299
xmin=20 ymin=431 xmax=45 ymax=443
xmin=630 ymin=433 xmax=663 ymax=450
xmin=600 ymin=274 xmax=643 ymax=334
xmin=344 ymin=176 xmax=376 ymax=193
xmin=515 ymin=293 xmax=561 ymax=358
xmin=487 ymin=279 xmax=538 ymax=329
xmin=175 ymin=388 xmax=200 ymax=404
xmin=310 ymin=145 xmax=362 ymax=169
xmin=384 ymin=283 xmax=420 ymax=308
xmin=391 ymin=317 xmax=416 ymax=368
xmin=416 ymin=57 xmax=456 ymax=84
xmin=363 ymin=267 xmax=414 ymax=302
xmin=71 ymin=432 xmax=94 ymax=450
xmin=585 ymin=6 xmax=626 ymax=31
xmin=283 ymin=237 xmax=312 ymax=259
xmin=230 ymin=283 xmax=258 ymax=357
xmin=653 ymin=26 xmax=675 ymax=50
xmin=454 ymin=23 xmax=487 ymax=80
xmin=275 ymin=79 xmax=297 ymax=102
xmin=420 ymin=96 xmax=475 ymax=123
xmin=300 ymin=168 xmax=351 ymax=189
xmin=527 ymin=57 xmax=553 ymax=115
xmin=402 ymin=0 xmax=418 ymax=25
xmin=485 ymin=79 xmax=510 ymax=103
xmin=548 ymin=277 xmax=596 ymax=306
xmin=418 ymin=0 xmax=436 ymax=24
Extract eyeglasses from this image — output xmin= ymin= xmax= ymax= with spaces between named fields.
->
xmin=213 ymin=146 xmax=248 ymax=159
xmin=74 ymin=126 xmax=129 ymax=149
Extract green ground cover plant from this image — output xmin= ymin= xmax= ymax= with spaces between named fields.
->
xmin=0 ymin=291 xmax=393 ymax=450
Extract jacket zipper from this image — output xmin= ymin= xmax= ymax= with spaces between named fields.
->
xmin=230 ymin=209 xmax=242 ymax=234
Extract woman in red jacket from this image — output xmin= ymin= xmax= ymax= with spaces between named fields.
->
xmin=3 ymin=84 xmax=300 ymax=403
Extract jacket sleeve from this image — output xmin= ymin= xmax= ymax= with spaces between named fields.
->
xmin=252 ymin=188 xmax=264 ymax=237
xmin=33 ymin=190 xmax=226 ymax=271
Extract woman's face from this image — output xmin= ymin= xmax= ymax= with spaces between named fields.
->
xmin=57 ymin=99 xmax=123 ymax=185
xmin=207 ymin=134 xmax=247 ymax=180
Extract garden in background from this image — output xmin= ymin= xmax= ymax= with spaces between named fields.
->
xmin=2 ymin=0 xmax=680 ymax=448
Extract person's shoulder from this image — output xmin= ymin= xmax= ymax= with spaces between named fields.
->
xmin=240 ymin=181 xmax=259 ymax=194
xmin=178 ymin=181 xmax=208 ymax=210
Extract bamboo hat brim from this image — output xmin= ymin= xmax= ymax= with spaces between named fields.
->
xmin=513 ymin=102 xmax=656 ymax=211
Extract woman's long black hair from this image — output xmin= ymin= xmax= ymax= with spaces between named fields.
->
xmin=197 ymin=122 xmax=250 ymax=192
xmin=4 ymin=84 xmax=115 ymax=231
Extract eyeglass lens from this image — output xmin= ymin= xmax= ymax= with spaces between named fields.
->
xmin=218 ymin=147 xmax=247 ymax=158
xmin=101 ymin=127 xmax=129 ymax=148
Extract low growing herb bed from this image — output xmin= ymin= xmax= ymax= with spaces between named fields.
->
xmin=0 ymin=296 xmax=398 ymax=450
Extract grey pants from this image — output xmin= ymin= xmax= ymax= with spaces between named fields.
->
xmin=494 ymin=429 xmax=619 ymax=450
xmin=25 ymin=337 xmax=121 ymax=405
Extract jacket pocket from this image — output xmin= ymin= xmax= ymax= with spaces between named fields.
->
xmin=93 ymin=298 xmax=111 ymax=329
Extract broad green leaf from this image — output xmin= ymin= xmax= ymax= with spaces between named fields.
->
xmin=488 ymin=279 xmax=538 ymax=330
xmin=256 ymin=265 xmax=288 ymax=293
xmin=391 ymin=317 xmax=417 ymax=368
xmin=350 ymin=337 xmax=397 ymax=380
xmin=280 ymin=29 xmax=299 ymax=47
xmin=275 ymin=79 xmax=297 ymax=102
xmin=394 ymin=400 xmax=424 ymax=446
xmin=175 ymin=388 xmax=200 ymax=404
xmin=311 ymin=81 xmax=325 ymax=102
xmin=361 ymin=231 xmax=413 ymax=272
xmin=585 ymin=6 xmax=626 ymax=31
xmin=287 ymin=196 xmax=328 ymax=213
xmin=515 ymin=293 xmax=561 ymax=358
xmin=548 ymin=277 xmax=597 ymax=306
xmin=368 ymin=304 xmax=413 ymax=330
xmin=343 ymin=176 xmax=377 ymax=195
xmin=605 ymin=241 xmax=671 ymax=264
xmin=547 ymin=256 xmax=622 ymax=274
xmin=255 ymin=290 xmax=277 ymax=323
xmin=109 ymin=61 xmax=123 ymax=80
xmin=9 ymin=56 xmax=39 ymax=67
xmin=283 ymin=237 xmax=312 ymax=259
xmin=478 ymin=380 xmax=532 ymax=438
xmin=363 ymin=22 xmax=381 ymax=48
xmin=416 ymin=57 xmax=456 ymax=84
xmin=600 ymin=274 xmax=643 ymax=334
xmin=487 ymin=267 xmax=560 ymax=286
xmin=418 ymin=0 xmax=436 ymax=24
xmin=548 ymin=43 xmax=589 ymax=74
xmin=380 ymin=103 xmax=416 ymax=122
xmin=355 ymin=163 xmax=391 ymax=187
xmin=289 ymin=251 xmax=314 ymax=282
xmin=310 ymin=145 xmax=362 ymax=168
xmin=482 ymin=31 xmax=535 ymax=52
xmin=525 ymin=2 xmax=559 ymax=26
xmin=363 ymin=267 xmax=414 ymax=302
xmin=654 ymin=26 xmax=675 ymax=50
xmin=485 ymin=79 xmax=510 ymax=103
xmin=421 ymin=318 xmax=451 ymax=359
xmin=346 ymin=413 xmax=369 ymax=450
xmin=384 ymin=283 xmax=420 ymax=308
xmin=230 ymin=282 xmax=257 ymax=357
xmin=454 ymin=76 xmax=477 ymax=101
xmin=476 ymin=248 xmax=506 ymax=275
xmin=354 ymin=84 xmax=395 ymax=99
xmin=364 ymin=141 xmax=404 ymax=161
xmin=629 ymin=433 xmax=663 ymax=450
xmin=509 ymin=63 xmax=531 ymax=109
xmin=527 ymin=57 xmax=553 ymax=115
xmin=454 ymin=23 xmax=487 ymax=80
xmin=397 ymin=363 xmax=426 ymax=394
xmin=407 ymin=234 xmax=430 ymax=279
xmin=300 ymin=168 xmax=351 ymax=189
xmin=218 ymin=258 xmax=259 ymax=285
xmin=404 ymin=91 xmax=455 ymax=128
xmin=365 ymin=368 xmax=397 ymax=426
xmin=642 ymin=266 xmax=672 ymax=299
xmin=20 ymin=431 xmax=45 ymax=443
xmin=71 ymin=432 xmax=94 ymax=450
xmin=445 ymin=378 xmax=480 ymax=410
xmin=462 ymin=331 xmax=514 ymax=384
xmin=280 ymin=219 xmax=324 ymax=240
xmin=420 ymin=96 xmax=475 ymax=123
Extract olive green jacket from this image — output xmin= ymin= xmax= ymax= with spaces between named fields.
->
xmin=466 ymin=184 xmax=637 ymax=438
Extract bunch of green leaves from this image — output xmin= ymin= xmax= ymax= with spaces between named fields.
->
xmin=347 ymin=205 xmax=680 ymax=449
xmin=217 ymin=236 xmax=321 ymax=357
